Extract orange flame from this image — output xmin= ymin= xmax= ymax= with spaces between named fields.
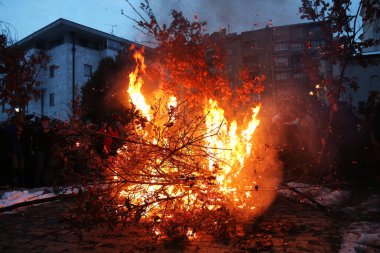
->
xmin=118 ymin=47 xmax=266 ymax=239
xmin=128 ymin=47 xmax=151 ymax=121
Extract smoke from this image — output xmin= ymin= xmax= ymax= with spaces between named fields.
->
xmin=147 ymin=0 xmax=303 ymax=34
xmin=231 ymin=100 xmax=284 ymax=222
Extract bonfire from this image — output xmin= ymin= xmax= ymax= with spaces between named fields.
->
xmin=67 ymin=3 xmax=282 ymax=244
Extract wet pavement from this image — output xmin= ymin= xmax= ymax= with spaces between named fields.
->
xmin=0 ymin=194 xmax=345 ymax=253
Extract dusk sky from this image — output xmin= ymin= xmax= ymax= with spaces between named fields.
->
xmin=1 ymin=0 xmax=360 ymax=44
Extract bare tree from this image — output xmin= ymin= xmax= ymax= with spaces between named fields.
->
xmin=0 ymin=21 xmax=50 ymax=116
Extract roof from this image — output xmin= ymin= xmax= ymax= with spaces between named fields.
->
xmin=241 ymin=20 xmax=328 ymax=35
xmin=16 ymin=18 xmax=135 ymax=49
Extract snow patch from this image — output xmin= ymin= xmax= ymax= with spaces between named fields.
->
xmin=0 ymin=189 xmax=55 ymax=208
xmin=339 ymin=222 xmax=380 ymax=253
xmin=278 ymin=182 xmax=350 ymax=207
xmin=0 ymin=187 xmax=78 ymax=209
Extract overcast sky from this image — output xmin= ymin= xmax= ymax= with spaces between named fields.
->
xmin=0 ymin=0 xmax=360 ymax=44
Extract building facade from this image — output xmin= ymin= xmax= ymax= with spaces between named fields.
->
xmin=338 ymin=55 xmax=380 ymax=108
xmin=361 ymin=1 xmax=380 ymax=54
xmin=214 ymin=21 xmax=330 ymax=104
xmin=1 ymin=18 xmax=140 ymax=121
xmin=337 ymin=6 xmax=380 ymax=109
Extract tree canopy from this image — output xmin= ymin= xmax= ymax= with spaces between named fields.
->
xmin=81 ymin=50 xmax=136 ymax=123
xmin=299 ymin=0 xmax=380 ymax=106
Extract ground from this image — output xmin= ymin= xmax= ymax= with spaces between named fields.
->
xmin=2 ymin=191 xmax=366 ymax=253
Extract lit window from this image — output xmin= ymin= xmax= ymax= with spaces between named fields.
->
xmin=49 ymin=93 xmax=55 ymax=107
xmin=84 ymin=64 xmax=92 ymax=77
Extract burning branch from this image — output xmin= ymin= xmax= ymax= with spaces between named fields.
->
xmin=64 ymin=1 xmax=282 ymax=246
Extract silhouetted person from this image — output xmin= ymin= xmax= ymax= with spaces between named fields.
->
xmin=330 ymin=102 xmax=366 ymax=182
xmin=32 ymin=116 xmax=51 ymax=186
xmin=23 ymin=116 xmax=34 ymax=187
xmin=6 ymin=122 xmax=26 ymax=186
xmin=0 ymin=123 xmax=11 ymax=186
xmin=99 ymin=123 xmax=119 ymax=156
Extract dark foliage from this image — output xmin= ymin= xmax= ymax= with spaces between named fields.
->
xmin=81 ymin=50 xmax=136 ymax=124
xmin=0 ymin=28 xmax=50 ymax=115
xmin=299 ymin=0 xmax=380 ymax=106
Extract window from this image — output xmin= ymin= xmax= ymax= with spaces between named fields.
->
xmin=243 ymin=40 xmax=257 ymax=49
xmin=309 ymin=26 xmax=321 ymax=36
xmin=369 ymin=75 xmax=380 ymax=91
xmin=107 ymin=40 xmax=122 ymax=51
xmin=84 ymin=64 xmax=92 ymax=77
xmin=274 ymin=43 xmax=288 ymax=51
xmin=293 ymin=72 xmax=305 ymax=79
xmin=292 ymin=55 xmax=302 ymax=67
xmin=274 ymin=57 xmax=289 ymax=67
xmin=49 ymin=65 xmax=55 ymax=78
xmin=275 ymin=72 xmax=290 ymax=80
xmin=1 ymin=101 xmax=5 ymax=113
xmin=290 ymin=42 xmax=304 ymax=50
xmin=311 ymin=40 xmax=326 ymax=49
xmin=49 ymin=93 xmax=55 ymax=107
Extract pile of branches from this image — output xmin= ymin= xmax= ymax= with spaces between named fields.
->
xmin=60 ymin=0 xmax=268 ymax=245
xmin=63 ymin=99 xmax=237 ymax=244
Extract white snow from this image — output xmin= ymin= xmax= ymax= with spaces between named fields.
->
xmin=278 ymin=182 xmax=350 ymax=207
xmin=0 ymin=187 xmax=78 ymax=209
xmin=0 ymin=189 xmax=55 ymax=208
xmin=339 ymin=222 xmax=380 ymax=253
xmin=278 ymin=182 xmax=380 ymax=252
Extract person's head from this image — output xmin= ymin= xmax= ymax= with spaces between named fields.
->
xmin=41 ymin=116 xmax=50 ymax=129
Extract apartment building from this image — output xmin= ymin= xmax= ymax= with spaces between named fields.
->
xmin=213 ymin=21 xmax=330 ymax=103
xmin=1 ymin=18 xmax=142 ymax=121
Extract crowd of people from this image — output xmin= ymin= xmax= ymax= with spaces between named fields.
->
xmin=0 ymin=115 xmax=126 ymax=188
xmin=0 ymin=115 xmax=56 ymax=188
xmin=270 ymin=98 xmax=380 ymax=185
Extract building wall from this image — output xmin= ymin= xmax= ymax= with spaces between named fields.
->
xmin=272 ymin=23 xmax=328 ymax=102
xmin=223 ymin=33 xmax=243 ymax=87
xmin=1 ymin=36 xmax=121 ymax=121
xmin=0 ymin=19 xmax=138 ymax=122
xmin=361 ymin=3 xmax=380 ymax=54
xmin=220 ymin=22 xmax=329 ymax=103
xmin=337 ymin=57 xmax=380 ymax=108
